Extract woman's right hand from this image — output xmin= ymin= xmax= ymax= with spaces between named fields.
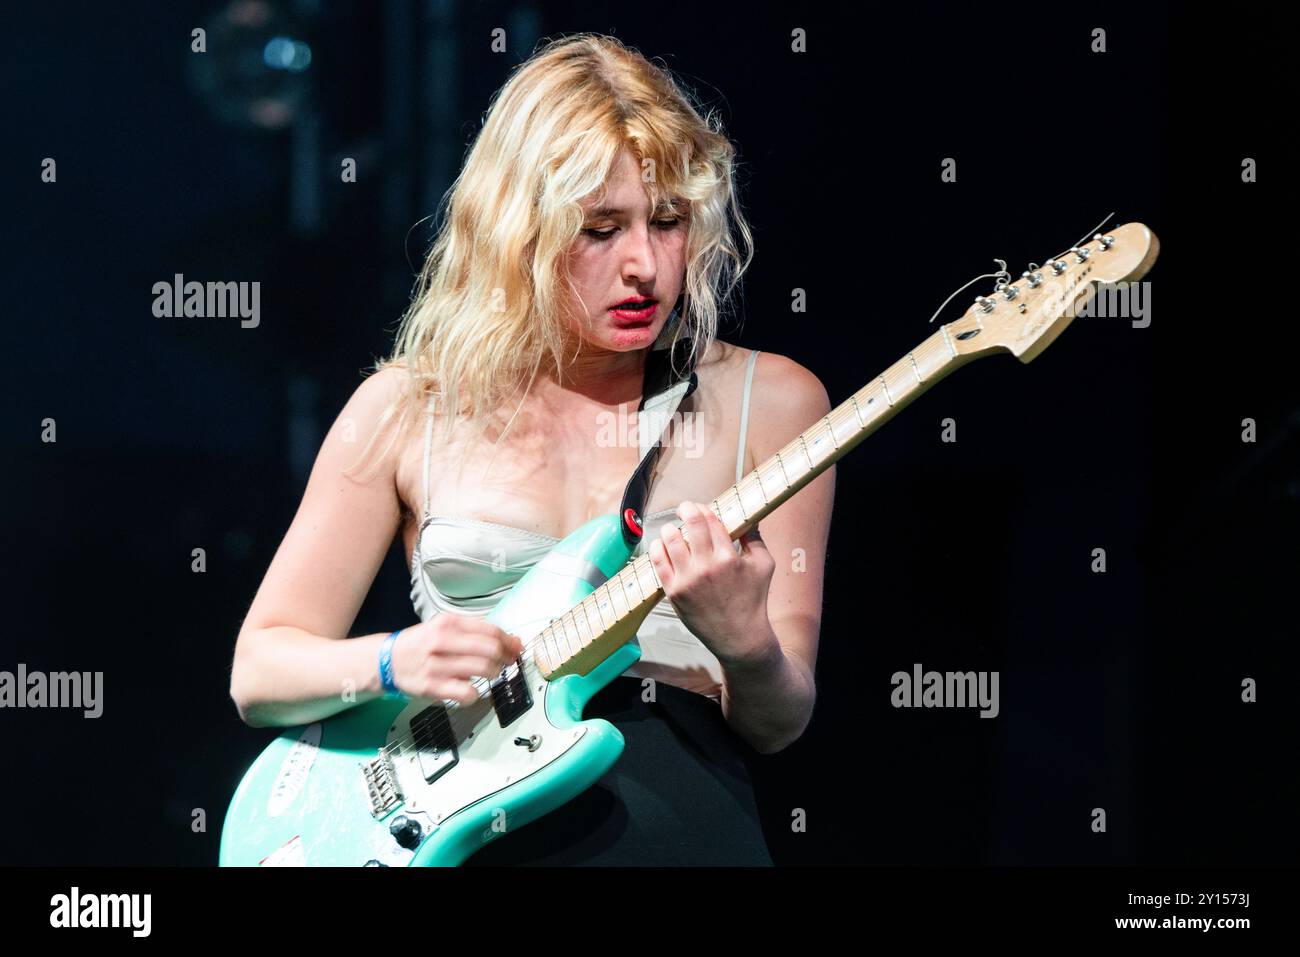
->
xmin=388 ymin=615 xmax=525 ymax=704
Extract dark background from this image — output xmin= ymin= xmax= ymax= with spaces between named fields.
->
xmin=3 ymin=1 xmax=1295 ymax=866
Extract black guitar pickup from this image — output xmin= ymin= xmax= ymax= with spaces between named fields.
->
xmin=409 ymin=704 xmax=459 ymax=785
xmin=489 ymin=659 xmax=532 ymax=728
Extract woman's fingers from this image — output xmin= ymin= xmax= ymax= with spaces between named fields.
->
xmin=673 ymin=501 xmax=737 ymax=562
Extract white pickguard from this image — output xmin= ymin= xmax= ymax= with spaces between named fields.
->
xmin=383 ymin=661 xmax=588 ymax=830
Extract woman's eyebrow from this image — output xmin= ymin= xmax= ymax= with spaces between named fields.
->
xmin=584 ymin=201 xmax=685 ymax=219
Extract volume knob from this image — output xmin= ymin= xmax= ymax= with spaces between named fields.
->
xmin=389 ymin=815 xmax=423 ymax=849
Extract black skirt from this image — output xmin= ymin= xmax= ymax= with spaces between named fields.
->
xmin=463 ymin=674 xmax=774 ymax=866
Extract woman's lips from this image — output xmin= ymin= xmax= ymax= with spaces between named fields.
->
xmin=609 ymin=300 xmax=657 ymax=324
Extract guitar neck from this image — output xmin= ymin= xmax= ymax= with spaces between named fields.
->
xmin=712 ymin=324 xmax=976 ymax=536
xmin=537 ymin=324 xmax=978 ymax=679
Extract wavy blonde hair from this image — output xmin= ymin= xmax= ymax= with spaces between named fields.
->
xmin=352 ymin=32 xmax=753 ymax=484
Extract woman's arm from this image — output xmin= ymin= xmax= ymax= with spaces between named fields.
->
xmin=228 ymin=367 xmax=410 ymax=727
xmin=718 ymin=353 xmax=833 ymax=753
xmin=228 ymin=367 xmax=551 ymax=729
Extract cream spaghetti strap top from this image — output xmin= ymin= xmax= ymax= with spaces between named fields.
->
xmin=409 ymin=349 xmax=761 ymax=700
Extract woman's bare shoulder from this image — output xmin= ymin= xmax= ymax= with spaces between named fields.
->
xmin=347 ymin=365 xmax=418 ymax=448
xmin=350 ymin=365 xmax=432 ymax=516
xmin=751 ymin=349 xmax=827 ymax=393
xmin=701 ymin=339 xmax=828 ymax=405
xmin=323 ymin=364 xmax=427 ymax=520
xmin=743 ymin=348 xmax=833 ymax=448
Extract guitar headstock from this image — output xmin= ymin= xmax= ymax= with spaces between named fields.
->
xmin=945 ymin=221 xmax=1160 ymax=363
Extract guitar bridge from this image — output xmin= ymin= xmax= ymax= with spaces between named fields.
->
xmin=361 ymin=751 xmax=403 ymax=818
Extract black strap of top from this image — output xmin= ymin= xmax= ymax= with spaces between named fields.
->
xmin=617 ymin=335 xmax=699 ymax=548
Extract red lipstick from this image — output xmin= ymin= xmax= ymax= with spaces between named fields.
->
xmin=609 ymin=297 xmax=657 ymax=324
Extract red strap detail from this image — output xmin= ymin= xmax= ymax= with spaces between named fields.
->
xmin=622 ymin=507 xmax=644 ymax=539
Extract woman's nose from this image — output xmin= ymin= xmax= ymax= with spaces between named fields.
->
xmin=621 ymin=225 xmax=657 ymax=282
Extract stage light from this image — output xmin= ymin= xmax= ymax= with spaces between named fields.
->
xmin=186 ymin=0 xmax=313 ymax=131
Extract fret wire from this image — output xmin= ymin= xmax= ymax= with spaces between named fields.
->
xmin=578 ymin=601 xmax=598 ymax=644
xmin=738 ymin=473 xmax=761 ymax=514
xmin=591 ymin=589 xmax=611 ymax=632
xmin=563 ymin=612 xmax=582 ymax=653
xmin=645 ymin=556 xmax=662 ymax=594
xmin=940 ymin=324 xmax=957 ymax=358
xmin=612 ymin=572 xmax=630 ymax=615
xmin=632 ymin=558 xmax=651 ymax=596
xmin=642 ymin=555 xmax=662 ymax=593
xmin=770 ymin=460 xmax=785 ymax=493
xmin=552 ymin=626 xmax=567 ymax=668
xmin=752 ymin=468 xmax=770 ymax=506
xmin=797 ymin=432 xmax=815 ymax=470
xmin=920 ymin=338 xmax=941 ymax=371
xmin=599 ymin=587 xmax=617 ymax=630
xmin=539 ymin=627 xmax=555 ymax=667
xmin=593 ymin=593 xmax=610 ymax=637
xmin=607 ymin=576 xmax=627 ymax=618
xmin=566 ymin=608 xmax=583 ymax=649
xmin=618 ymin=566 xmax=639 ymax=605
xmin=730 ymin=483 xmax=748 ymax=521
xmin=774 ymin=449 xmax=790 ymax=487
xmin=618 ymin=567 xmax=639 ymax=606
xmin=821 ymin=416 xmax=839 ymax=450
xmin=550 ymin=616 xmax=563 ymax=657
xmin=635 ymin=563 xmax=654 ymax=599
xmin=849 ymin=394 xmax=866 ymax=426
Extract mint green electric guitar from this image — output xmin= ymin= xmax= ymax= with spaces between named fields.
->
xmin=219 ymin=222 xmax=1159 ymax=866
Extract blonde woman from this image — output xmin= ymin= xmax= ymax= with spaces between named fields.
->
xmin=229 ymin=33 xmax=834 ymax=865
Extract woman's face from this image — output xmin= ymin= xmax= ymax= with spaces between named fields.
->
xmin=562 ymin=148 xmax=689 ymax=353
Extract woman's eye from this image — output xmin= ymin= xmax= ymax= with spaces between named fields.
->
xmin=582 ymin=218 xmax=682 ymax=241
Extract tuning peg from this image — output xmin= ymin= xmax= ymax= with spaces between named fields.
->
xmin=1070 ymin=245 xmax=1091 ymax=263
xmin=1021 ymin=267 xmax=1043 ymax=288
xmin=1049 ymin=259 xmax=1068 ymax=275
xmin=1094 ymin=233 xmax=1115 ymax=250
xmin=999 ymin=283 xmax=1020 ymax=301
xmin=974 ymin=296 xmax=996 ymax=314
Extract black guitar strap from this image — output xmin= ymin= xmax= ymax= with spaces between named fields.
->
xmin=617 ymin=326 xmax=698 ymax=549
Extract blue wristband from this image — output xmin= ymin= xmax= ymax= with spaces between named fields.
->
xmin=379 ymin=630 xmax=407 ymax=700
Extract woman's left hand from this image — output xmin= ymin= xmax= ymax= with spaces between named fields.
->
xmin=647 ymin=500 xmax=778 ymax=666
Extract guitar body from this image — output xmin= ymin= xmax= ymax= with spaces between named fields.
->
xmin=219 ymin=514 xmax=649 ymax=867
